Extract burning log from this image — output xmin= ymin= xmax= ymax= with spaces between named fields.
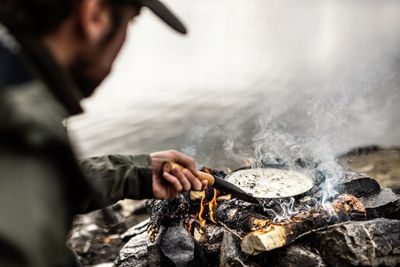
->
xmin=241 ymin=194 xmax=366 ymax=255
xmin=312 ymin=218 xmax=400 ymax=267
xmin=215 ymin=200 xmax=270 ymax=235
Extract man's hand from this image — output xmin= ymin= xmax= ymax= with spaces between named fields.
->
xmin=150 ymin=150 xmax=208 ymax=200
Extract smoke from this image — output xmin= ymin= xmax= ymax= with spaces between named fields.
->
xmin=180 ymin=78 xmax=399 ymax=221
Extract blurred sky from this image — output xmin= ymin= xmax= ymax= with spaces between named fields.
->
xmin=68 ymin=0 xmax=400 ymax=168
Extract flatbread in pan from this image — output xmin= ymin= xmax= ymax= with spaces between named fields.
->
xmin=225 ymin=168 xmax=314 ymax=198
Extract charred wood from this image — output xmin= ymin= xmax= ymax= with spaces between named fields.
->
xmin=241 ymin=194 xmax=366 ymax=255
xmin=335 ymin=171 xmax=380 ymax=197
xmin=312 ymin=218 xmax=400 ymax=267
xmin=215 ymin=200 xmax=270 ymax=235
xmin=359 ymin=188 xmax=400 ymax=219
xmin=146 ymin=195 xmax=189 ymax=249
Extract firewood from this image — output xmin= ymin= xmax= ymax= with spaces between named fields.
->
xmin=359 ymin=188 xmax=400 ymax=219
xmin=336 ymin=171 xmax=380 ymax=197
xmin=215 ymin=200 xmax=270 ymax=235
xmin=241 ymin=194 xmax=366 ymax=255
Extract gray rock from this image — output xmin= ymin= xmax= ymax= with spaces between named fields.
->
xmin=160 ymin=224 xmax=195 ymax=267
xmin=274 ymin=245 xmax=327 ymax=267
xmin=313 ymin=218 xmax=400 ymax=267
xmin=219 ymin=230 xmax=250 ymax=267
xmin=116 ymin=231 xmax=148 ymax=267
xmin=120 ymin=218 xmax=150 ymax=242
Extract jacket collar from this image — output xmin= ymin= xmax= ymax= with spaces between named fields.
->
xmin=0 ymin=24 xmax=84 ymax=115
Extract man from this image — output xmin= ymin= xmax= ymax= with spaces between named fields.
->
xmin=0 ymin=0 xmax=206 ymax=266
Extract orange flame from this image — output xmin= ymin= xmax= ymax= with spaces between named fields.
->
xmin=198 ymin=192 xmax=206 ymax=231
xmin=197 ymin=188 xmax=219 ymax=231
xmin=209 ymin=189 xmax=218 ymax=223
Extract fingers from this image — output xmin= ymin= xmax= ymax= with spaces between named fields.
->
xmin=164 ymin=167 xmax=204 ymax=192
xmin=182 ymin=168 xmax=203 ymax=191
xmin=163 ymin=172 xmax=183 ymax=193
xmin=172 ymin=167 xmax=191 ymax=191
xmin=201 ymin=180 xmax=208 ymax=191
xmin=171 ymin=150 xmax=199 ymax=177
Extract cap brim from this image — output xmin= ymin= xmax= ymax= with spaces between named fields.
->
xmin=136 ymin=0 xmax=187 ymax=34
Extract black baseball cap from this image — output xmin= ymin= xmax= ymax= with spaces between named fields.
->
xmin=131 ymin=0 xmax=187 ymax=34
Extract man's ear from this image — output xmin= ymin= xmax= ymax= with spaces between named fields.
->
xmin=78 ymin=0 xmax=113 ymax=43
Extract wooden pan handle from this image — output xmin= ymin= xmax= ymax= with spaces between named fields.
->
xmin=161 ymin=161 xmax=215 ymax=186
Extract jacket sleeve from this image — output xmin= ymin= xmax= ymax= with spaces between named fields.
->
xmin=0 ymin=150 xmax=72 ymax=267
xmin=78 ymin=154 xmax=154 ymax=208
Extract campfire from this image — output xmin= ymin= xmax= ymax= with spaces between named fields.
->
xmin=117 ymin=160 xmax=400 ymax=267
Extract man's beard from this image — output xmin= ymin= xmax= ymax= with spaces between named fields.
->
xmin=70 ymin=61 xmax=104 ymax=98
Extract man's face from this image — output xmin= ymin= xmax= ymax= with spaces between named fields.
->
xmin=71 ymin=4 xmax=140 ymax=97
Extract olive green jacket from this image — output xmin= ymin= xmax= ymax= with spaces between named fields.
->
xmin=0 ymin=24 xmax=153 ymax=267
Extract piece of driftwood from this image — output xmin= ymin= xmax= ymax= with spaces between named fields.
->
xmin=312 ymin=218 xmax=400 ymax=267
xmin=241 ymin=194 xmax=366 ymax=255
xmin=359 ymin=188 xmax=400 ymax=219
